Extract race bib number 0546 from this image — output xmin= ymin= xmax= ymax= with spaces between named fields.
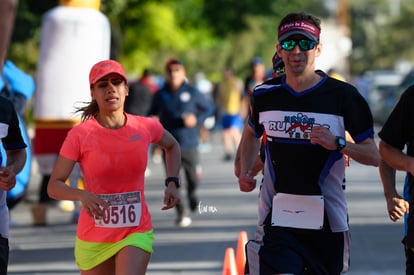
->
xmin=94 ymin=191 xmax=142 ymax=228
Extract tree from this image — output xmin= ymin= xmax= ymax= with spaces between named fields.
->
xmin=9 ymin=0 xmax=331 ymax=79
xmin=349 ymin=0 xmax=414 ymax=75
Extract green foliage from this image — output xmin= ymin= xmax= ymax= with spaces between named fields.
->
xmin=349 ymin=0 xmax=414 ymax=75
xmin=7 ymin=0 xmax=414 ymax=82
xmin=7 ymin=0 xmax=56 ymax=73
xmin=385 ymin=2 xmax=414 ymax=64
xmin=8 ymin=0 xmax=324 ymax=78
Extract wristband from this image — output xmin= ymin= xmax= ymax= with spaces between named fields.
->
xmin=165 ymin=177 xmax=180 ymax=188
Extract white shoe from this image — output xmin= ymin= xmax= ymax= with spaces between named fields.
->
xmin=59 ymin=200 xmax=75 ymax=212
xmin=177 ymin=216 xmax=192 ymax=227
xmin=144 ymin=167 xmax=151 ymax=177
xmin=152 ymin=154 xmax=162 ymax=164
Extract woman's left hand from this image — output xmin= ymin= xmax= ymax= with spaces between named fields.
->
xmin=162 ymin=185 xmax=180 ymax=210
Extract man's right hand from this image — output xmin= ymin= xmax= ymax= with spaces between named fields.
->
xmin=387 ymin=196 xmax=409 ymax=222
xmin=238 ymin=171 xmax=257 ymax=192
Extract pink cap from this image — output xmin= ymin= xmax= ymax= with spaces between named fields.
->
xmin=278 ymin=20 xmax=320 ymax=42
xmin=89 ymin=60 xmax=127 ymax=86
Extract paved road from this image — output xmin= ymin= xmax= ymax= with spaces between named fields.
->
xmin=7 ymin=131 xmax=407 ymax=274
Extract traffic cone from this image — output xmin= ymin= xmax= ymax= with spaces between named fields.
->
xmin=236 ymin=231 xmax=248 ymax=275
xmin=222 ymin=247 xmax=237 ymax=275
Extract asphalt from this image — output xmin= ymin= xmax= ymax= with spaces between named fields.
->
xmin=7 ymin=130 xmax=407 ymax=275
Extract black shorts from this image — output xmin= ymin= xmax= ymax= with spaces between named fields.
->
xmin=403 ymin=237 xmax=414 ymax=274
xmin=259 ymin=226 xmax=349 ymax=275
xmin=0 ymin=235 xmax=9 ymax=275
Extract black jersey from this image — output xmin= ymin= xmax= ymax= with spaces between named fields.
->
xmin=0 ymin=96 xmax=26 ymax=150
xmin=250 ymin=71 xmax=375 ymax=231
xmin=0 ymin=96 xmax=27 ymax=238
xmin=378 ymin=85 xmax=414 ymax=247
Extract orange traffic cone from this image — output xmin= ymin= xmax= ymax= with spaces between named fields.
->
xmin=236 ymin=231 xmax=248 ymax=275
xmin=222 ymin=247 xmax=238 ymax=275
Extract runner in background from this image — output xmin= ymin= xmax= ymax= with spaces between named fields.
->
xmin=241 ymin=57 xmax=267 ymax=121
xmin=148 ymin=59 xmax=215 ymax=227
xmin=217 ymin=66 xmax=244 ymax=161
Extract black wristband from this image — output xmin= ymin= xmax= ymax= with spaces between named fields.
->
xmin=165 ymin=177 xmax=180 ymax=188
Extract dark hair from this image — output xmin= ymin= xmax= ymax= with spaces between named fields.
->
xmin=143 ymin=68 xmax=152 ymax=77
xmin=75 ymin=99 xmax=99 ymax=122
xmin=75 ymin=79 xmax=129 ymax=121
xmin=278 ymin=12 xmax=321 ymax=33
xmin=165 ymin=59 xmax=183 ymax=71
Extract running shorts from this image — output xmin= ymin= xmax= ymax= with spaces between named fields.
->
xmin=259 ymin=226 xmax=350 ymax=274
xmin=0 ymin=235 xmax=9 ymax=275
xmin=221 ymin=114 xmax=243 ymax=129
xmin=75 ymin=230 xmax=154 ymax=270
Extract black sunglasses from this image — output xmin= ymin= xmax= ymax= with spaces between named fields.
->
xmin=280 ymin=39 xmax=317 ymax=51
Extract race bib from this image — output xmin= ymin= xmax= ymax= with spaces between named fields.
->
xmin=94 ymin=191 xmax=141 ymax=228
xmin=271 ymin=193 xmax=324 ymax=230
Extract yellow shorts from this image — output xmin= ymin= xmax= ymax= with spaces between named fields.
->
xmin=75 ymin=230 xmax=154 ymax=270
